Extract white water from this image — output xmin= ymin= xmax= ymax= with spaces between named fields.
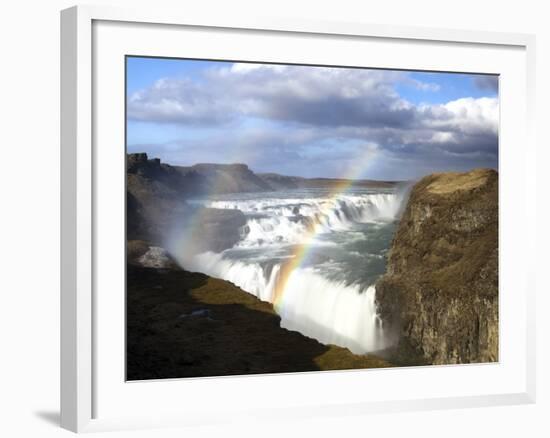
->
xmin=186 ymin=251 xmax=281 ymax=303
xmin=280 ymin=271 xmax=385 ymax=354
xmin=184 ymin=250 xmax=386 ymax=353
xmin=178 ymin=188 xmax=406 ymax=354
xmin=197 ymin=193 xmax=402 ymax=247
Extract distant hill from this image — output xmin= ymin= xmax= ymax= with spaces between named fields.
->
xmin=127 ymin=153 xmax=399 ymax=198
xmin=259 ymin=174 xmax=399 ymax=190
xmin=176 ymin=162 xmax=272 ymax=193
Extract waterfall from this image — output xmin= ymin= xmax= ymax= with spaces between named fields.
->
xmin=176 ymin=189 xmax=405 ymax=354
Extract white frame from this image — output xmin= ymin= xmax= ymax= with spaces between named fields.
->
xmin=60 ymin=4 xmax=537 ymax=433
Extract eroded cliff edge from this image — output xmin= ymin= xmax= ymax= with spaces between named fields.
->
xmin=375 ymin=168 xmax=498 ymax=365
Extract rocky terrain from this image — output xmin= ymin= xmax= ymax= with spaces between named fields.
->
xmin=375 ymin=168 xmax=498 ymax=365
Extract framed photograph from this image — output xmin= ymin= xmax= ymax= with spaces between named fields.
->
xmin=61 ymin=4 xmax=536 ymax=433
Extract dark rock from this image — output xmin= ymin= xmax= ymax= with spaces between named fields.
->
xmin=179 ymin=162 xmax=272 ymax=194
xmin=178 ymin=308 xmax=212 ymax=319
xmin=126 ymin=239 xmax=150 ymax=264
xmin=168 ymin=207 xmax=248 ymax=256
xmin=127 ymin=152 xmax=149 ymax=170
xmin=126 ymin=154 xmax=190 ymax=242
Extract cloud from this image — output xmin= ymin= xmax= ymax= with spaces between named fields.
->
xmin=326 ymin=96 xmax=498 ymax=155
xmin=127 ymin=78 xmax=236 ymax=125
xmin=418 ymin=97 xmax=498 ymax=151
xmin=129 ymin=66 xmax=417 ymax=128
xmin=127 ymin=64 xmax=498 ymax=179
xmin=473 ymin=75 xmax=499 ymax=93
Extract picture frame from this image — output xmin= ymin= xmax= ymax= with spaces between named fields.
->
xmin=60 ymin=4 xmax=536 ymax=433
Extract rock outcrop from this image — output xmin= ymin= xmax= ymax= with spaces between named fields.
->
xmin=180 ymin=163 xmax=272 ymax=194
xmin=127 ymin=153 xmax=191 ymax=242
xmin=127 ymin=154 xmax=247 ymax=250
xmin=375 ymin=168 xmax=498 ymax=365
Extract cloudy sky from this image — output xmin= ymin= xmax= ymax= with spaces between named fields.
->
xmin=126 ymin=57 xmax=498 ymax=181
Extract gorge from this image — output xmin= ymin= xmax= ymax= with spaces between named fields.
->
xmin=126 ymin=153 xmax=498 ymax=379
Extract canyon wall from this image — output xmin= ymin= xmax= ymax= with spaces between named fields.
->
xmin=375 ymin=168 xmax=498 ymax=365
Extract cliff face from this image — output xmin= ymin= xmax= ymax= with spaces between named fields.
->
xmin=375 ymin=168 xmax=498 ymax=365
xmin=127 ymin=153 xmax=246 ymax=251
xmin=127 ymin=153 xmax=272 ymax=203
xmin=180 ymin=163 xmax=272 ymax=194
xmin=127 ymin=153 xmax=192 ymax=241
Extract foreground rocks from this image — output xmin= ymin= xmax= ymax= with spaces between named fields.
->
xmin=375 ymin=168 xmax=498 ymax=365
xmin=127 ymin=261 xmax=391 ymax=380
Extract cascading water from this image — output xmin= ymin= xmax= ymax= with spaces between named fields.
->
xmin=177 ymin=187 xmax=406 ymax=355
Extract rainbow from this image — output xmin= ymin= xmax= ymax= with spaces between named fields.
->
xmin=270 ymin=178 xmax=357 ymax=309
xmin=165 ymin=165 xmax=241 ymax=263
xmin=270 ymin=148 xmax=377 ymax=310
xmin=168 ymin=143 xmax=378 ymax=310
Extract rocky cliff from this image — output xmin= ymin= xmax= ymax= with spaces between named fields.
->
xmin=179 ymin=163 xmax=272 ymax=193
xmin=375 ymin=168 xmax=498 ymax=365
xmin=127 ymin=153 xmax=247 ymax=250
xmin=127 ymin=153 xmax=272 ymax=210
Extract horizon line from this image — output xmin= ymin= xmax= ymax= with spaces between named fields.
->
xmin=127 ymin=152 xmax=411 ymax=183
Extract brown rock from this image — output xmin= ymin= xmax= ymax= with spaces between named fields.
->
xmin=375 ymin=168 xmax=498 ymax=365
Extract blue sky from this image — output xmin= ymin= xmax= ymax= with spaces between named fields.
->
xmin=395 ymin=71 xmax=498 ymax=104
xmin=126 ymin=57 xmax=498 ymax=180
